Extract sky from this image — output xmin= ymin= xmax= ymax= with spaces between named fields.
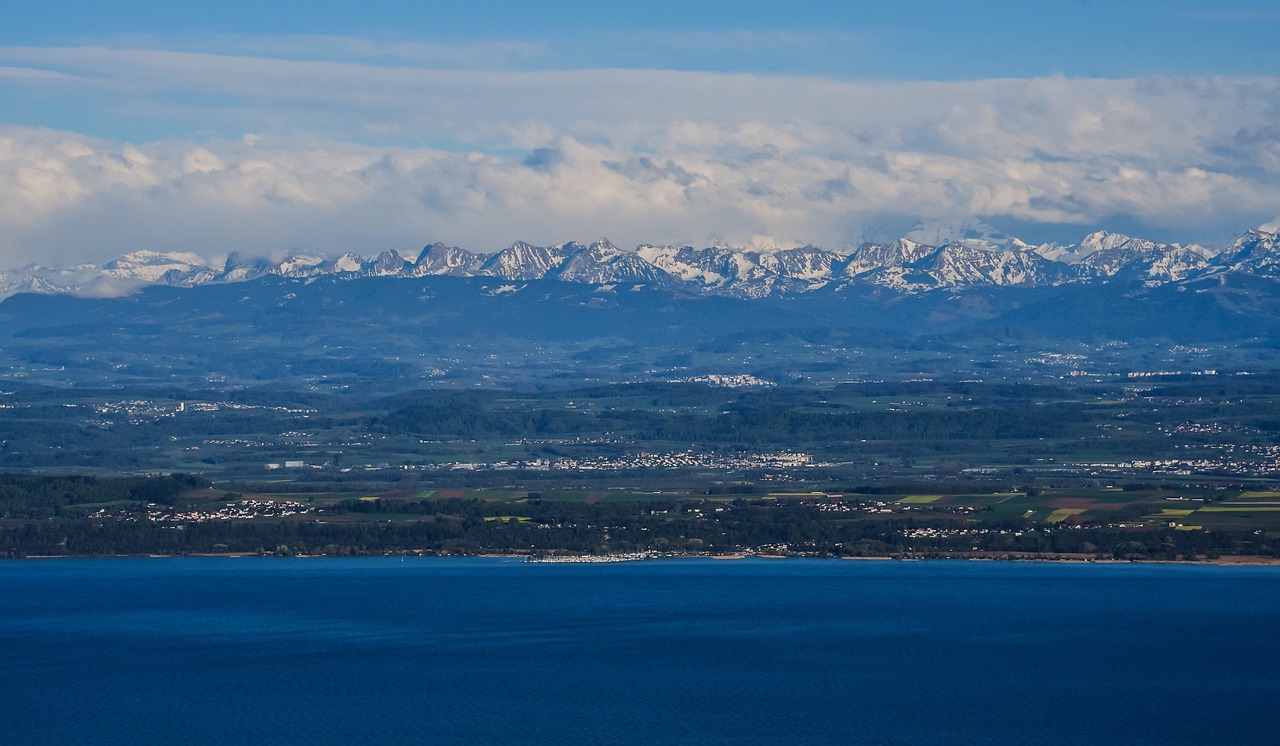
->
xmin=2 ymin=1 xmax=1279 ymax=267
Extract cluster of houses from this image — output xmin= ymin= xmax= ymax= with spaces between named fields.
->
xmin=88 ymin=498 xmax=315 ymax=523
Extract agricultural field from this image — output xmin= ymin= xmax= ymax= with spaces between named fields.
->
xmin=7 ymin=375 xmax=1280 ymax=486
xmin=5 ymin=374 xmax=1280 ymax=558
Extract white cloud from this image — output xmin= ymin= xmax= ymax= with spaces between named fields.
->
xmin=0 ymin=65 xmax=73 ymax=81
xmin=0 ymin=44 xmax=1278 ymax=266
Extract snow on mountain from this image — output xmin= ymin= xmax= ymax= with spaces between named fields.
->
xmin=764 ymin=246 xmax=849 ymax=284
xmin=478 ymin=241 xmax=576 ymax=280
xmin=1075 ymin=234 xmax=1213 ymax=282
xmin=904 ymin=218 xmax=1033 ymax=254
xmin=555 ymin=238 xmax=673 ymax=286
xmin=635 ymin=245 xmax=721 ymax=285
xmin=1218 ymin=229 xmax=1280 ymax=276
xmin=1034 ymin=231 xmax=1128 ymax=263
xmin=365 ymin=249 xmax=410 ymax=277
xmin=326 ymin=253 xmax=365 ymax=274
xmin=4 ymin=228 xmax=1278 ymax=302
xmin=409 ymin=243 xmax=489 ymax=277
xmin=274 ymin=255 xmax=327 ymax=278
xmin=1033 ymin=241 xmax=1087 ymax=263
xmin=221 ymin=252 xmax=273 ymax=282
xmin=633 ymin=243 xmax=833 ymax=297
xmin=920 ymin=242 xmax=1068 ymax=288
xmin=1080 ymin=231 xmax=1135 ymax=256
xmin=99 ymin=250 xmax=218 ymax=285
xmin=0 ymin=271 xmax=66 ymax=300
xmin=1142 ymin=247 xmax=1214 ymax=282
xmin=844 ymin=242 xmax=1065 ymax=293
xmin=841 ymin=239 xmax=936 ymax=278
xmin=0 ymin=262 xmax=158 ymax=299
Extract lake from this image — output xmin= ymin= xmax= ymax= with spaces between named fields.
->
xmin=2 ymin=557 xmax=1276 ymax=744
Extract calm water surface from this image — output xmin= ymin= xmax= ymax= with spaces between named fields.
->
xmin=2 ymin=558 xmax=1276 ymax=745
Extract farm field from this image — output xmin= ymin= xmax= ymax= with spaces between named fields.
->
xmin=5 ymin=375 xmax=1280 ymax=558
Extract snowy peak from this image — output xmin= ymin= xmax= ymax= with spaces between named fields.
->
xmin=1076 ymin=234 xmax=1212 ymax=282
xmin=1220 ymin=229 xmax=1280 ymax=275
xmin=1034 ymin=231 xmax=1132 ymax=264
xmin=635 ymin=245 xmax=736 ymax=288
xmin=768 ymin=246 xmax=848 ymax=283
xmin=847 ymin=241 xmax=1067 ymax=292
xmin=924 ymin=242 xmax=1066 ymax=288
xmin=556 ymin=238 xmax=672 ymax=286
xmin=409 ymin=242 xmax=487 ymax=277
xmin=479 ymin=241 xmax=575 ymax=281
xmin=274 ymin=255 xmax=327 ymax=278
xmin=842 ymin=239 xmax=936 ymax=278
xmin=100 ymin=250 xmax=217 ymax=285
xmin=563 ymin=237 xmax=624 ymax=266
xmin=1081 ymin=231 xmax=1135 ymax=255
xmin=4 ymin=227 xmax=1278 ymax=302
xmin=325 ymin=253 xmax=366 ymax=274
xmin=587 ymin=237 xmax=622 ymax=255
xmin=222 ymin=251 xmax=273 ymax=282
xmin=630 ymin=243 xmax=839 ymax=296
xmin=364 ymin=249 xmax=409 ymax=277
xmin=905 ymin=218 xmax=1032 ymax=254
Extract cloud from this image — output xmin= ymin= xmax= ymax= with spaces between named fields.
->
xmin=0 ymin=44 xmax=1278 ymax=265
xmin=0 ymin=65 xmax=73 ymax=81
xmin=9 ymin=45 xmax=1274 ymax=153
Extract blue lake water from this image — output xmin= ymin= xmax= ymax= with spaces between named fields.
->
xmin=2 ymin=558 xmax=1277 ymax=745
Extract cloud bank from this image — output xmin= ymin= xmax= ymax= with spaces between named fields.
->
xmin=1 ymin=44 xmax=1279 ymax=266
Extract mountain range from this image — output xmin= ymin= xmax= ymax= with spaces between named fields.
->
xmin=4 ymin=225 xmax=1280 ymax=391
xmin=3 ymin=228 xmax=1278 ymax=301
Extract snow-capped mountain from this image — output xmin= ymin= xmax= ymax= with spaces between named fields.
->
xmin=842 ymin=242 xmax=1067 ymax=294
xmin=1072 ymin=233 xmax=1214 ymax=282
xmin=409 ymin=243 xmax=489 ymax=277
xmin=634 ymin=245 xmax=732 ymax=288
xmin=764 ymin=246 xmax=850 ymax=291
xmin=221 ymin=252 xmax=273 ymax=282
xmin=904 ymin=218 xmax=1036 ymax=255
xmin=274 ymin=254 xmax=329 ymax=278
xmin=0 ymin=271 xmax=78 ymax=298
xmin=362 ymin=249 xmax=411 ymax=277
xmin=1218 ymin=229 xmax=1280 ymax=276
xmin=5 ymin=227 xmax=1280 ymax=302
xmin=99 ymin=250 xmax=218 ymax=285
xmin=554 ymin=239 xmax=676 ymax=286
xmin=912 ymin=242 xmax=1069 ymax=289
xmin=634 ymin=244 xmax=850 ymax=297
xmin=478 ymin=241 xmax=580 ymax=281
xmin=635 ymin=245 xmax=773 ymax=296
xmin=841 ymin=239 xmax=938 ymax=280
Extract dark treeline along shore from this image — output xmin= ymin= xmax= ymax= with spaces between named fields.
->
xmin=2 ymin=472 xmax=1277 ymax=561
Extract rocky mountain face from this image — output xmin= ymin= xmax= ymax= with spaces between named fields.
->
xmin=1067 ymin=232 xmax=1214 ymax=283
xmin=408 ymin=243 xmax=489 ymax=277
xmin=1218 ymin=230 xmax=1280 ymax=277
xmin=4 ymin=228 xmax=1280 ymax=301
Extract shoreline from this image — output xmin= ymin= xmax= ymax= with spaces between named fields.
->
xmin=11 ymin=551 xmax=1280 ymax=566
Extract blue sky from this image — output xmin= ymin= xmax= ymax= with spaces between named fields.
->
xmin=1 ymin=1 xmax=1279 ymax=265
xmin=7 ymin=1 xmax=1279 ymax=79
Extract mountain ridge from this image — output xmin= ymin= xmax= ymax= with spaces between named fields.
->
xmin=3 ymin=227 xmax=1279 ymax=301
